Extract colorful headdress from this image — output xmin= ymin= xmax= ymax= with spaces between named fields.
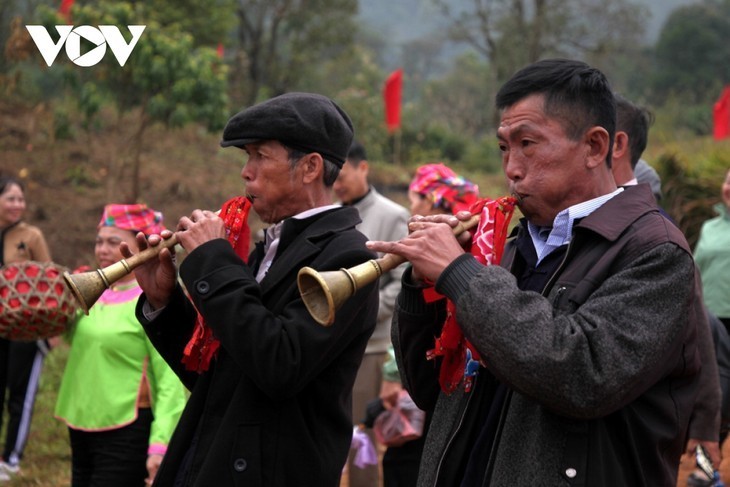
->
xmin=409 ymin=163 xmax=479 ymax=214
xmin=98 ymin=204 xmax=165 ymax=236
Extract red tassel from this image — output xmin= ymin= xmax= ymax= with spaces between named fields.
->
xmin=425 ymin=196 xmax=516 ymax=394
xmin=182 ymin=197 xmax=252 ymax=373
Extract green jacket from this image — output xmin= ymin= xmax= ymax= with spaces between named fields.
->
xmin=695 ymin=203 xmax=730 ymax=318
xmin=55 ymin=283 xmax=186 ymax=454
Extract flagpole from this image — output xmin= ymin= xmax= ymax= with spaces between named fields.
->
xmin=393 ymin=130 xmax=401 ymax=166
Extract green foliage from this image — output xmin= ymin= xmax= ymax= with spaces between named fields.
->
xmin=652 ymin=2 xmax=730 ymax=104
xmin=64 ymin=163 xmax=97 ymax=186
xmin=21 ymin=2 xmax=231 ymax=201
xmin=461 ymin=136 xmax=503 ymax=175
xmin=651 ymin=95 xmax=716 ymax=138
xmin=2 ymin=59 xmax=67 ymax=106
xmin=417 ymin=52 xmax=495 ymax=139
xmin=399 ymin=124 xmax=468 ymax=165
xmin=53 ymin=104 xmax=74 ymax=139
xmin=142 ymin=0 xmax=237 ymax=47
xmin=300 ymin=45 xmax=388 ymax=158
xmin=35 ymin=2 xmax=229 ymax=130
xmin=656 ymin=152 xmax=724 ymax=248
xmin=132 ymin=29 xmax=229 ymax=131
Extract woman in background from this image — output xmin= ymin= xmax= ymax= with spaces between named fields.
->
xmin=0 ymin=175 xmax=52 ymax=481
xmin=378 ymin=163 xmax=479 ymax=487
xmin=407 ymin=162 xmax=480 ymax=217
xmin=694 ymin=168 xmax=730 ymax=332
xmin=54 ymin=203 xmax=186 ymax=487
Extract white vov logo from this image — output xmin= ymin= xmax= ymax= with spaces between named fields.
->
xmin=25 ymin=25 xmax=146 ymax=67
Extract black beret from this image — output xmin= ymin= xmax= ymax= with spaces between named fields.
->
xmin=220 ymin=92 xmax=354 ymax=167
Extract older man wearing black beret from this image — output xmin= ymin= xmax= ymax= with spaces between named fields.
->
xmin=128 ymin=93 xmax=379 ymax=487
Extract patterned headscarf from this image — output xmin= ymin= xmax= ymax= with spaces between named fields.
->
xmin=409 ymin=163 xmax=479 ymax=214
xmin=98 ymin=204 xmax=165 ymax=236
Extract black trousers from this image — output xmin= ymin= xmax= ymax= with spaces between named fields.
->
xmin=69 ymin=408 xmax=153 ymax=487
xmin=382 ymin=439 xmax=424 ymax=487
xmin=0 ymin=338 xmax=46 ymax=466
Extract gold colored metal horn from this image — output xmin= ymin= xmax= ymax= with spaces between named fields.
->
xmin=63 ymin=234 xmax=179 ymax=315
xmin=298 ymin=214 xmax=481 ymax=326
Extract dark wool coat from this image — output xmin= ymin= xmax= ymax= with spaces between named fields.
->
xmin=139 ymin=207 xmax=379 ymax=487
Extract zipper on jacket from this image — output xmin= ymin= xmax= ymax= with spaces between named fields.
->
xmin=477 ymin=235 xmax=574 ymax=486
xmin=542 ymin=238 xmax=575 ymax=296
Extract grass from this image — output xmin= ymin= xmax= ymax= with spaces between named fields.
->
xmin=3 ymin=341 xmax=364 ymax=487
xmin=1 ymin=343 xmax=72 ymax=486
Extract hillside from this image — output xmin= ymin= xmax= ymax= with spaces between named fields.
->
xmin=3 ymin=100 xmax=261 ymax=270
xmin=1 ymin=100 xmax=428 ymax=272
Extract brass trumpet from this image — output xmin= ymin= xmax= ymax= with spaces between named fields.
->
xmin=64 ymin=205 xmax=233 ymax=314
xmin=63 ymin=234 xmax=180 ymax=315
xmin=297 ymin=214 xmax=481 ymax=327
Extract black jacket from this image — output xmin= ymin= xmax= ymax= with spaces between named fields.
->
xmin=139 ymin=207 xmax=379 ymax=486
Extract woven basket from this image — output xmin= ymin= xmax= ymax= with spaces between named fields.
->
xmin=0 ymin=261 xmax=77 ymax=341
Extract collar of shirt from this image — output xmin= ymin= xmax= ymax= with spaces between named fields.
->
xmin=342 ymin=187 xmax=372 ymax=207
xmin=527 ymin=187 xmax=624 ymax=265
xmin=256 ymin=204 xmax=340 ymax=282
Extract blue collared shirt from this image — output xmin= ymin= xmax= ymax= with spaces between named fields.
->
xmin=527 ymin=188 xmax=624 ymax=265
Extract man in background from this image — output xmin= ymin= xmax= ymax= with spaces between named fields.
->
xmin=635 ymin=159 xmax=663 ymax=202
xmin=612 ymin=94 xmax=726 ymax=483
xmin=334 ymin=141 xmax=410 ymax=486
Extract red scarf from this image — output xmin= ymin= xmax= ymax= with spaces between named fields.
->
xmin=425 ymin=196 xmax=517 ymax=394
xmin=181 ymin=196 xmax=252 ymax=373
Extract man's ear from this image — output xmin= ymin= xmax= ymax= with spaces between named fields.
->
xmin=301 ymin=153 xmax=324 ymax=184
xmin=584 ymin=126 xmax=611 ymax=169
xmin=359 ymin=160 xmax=370 ymax=174
xmin=612 ymin=131 xmax=630 ymax=161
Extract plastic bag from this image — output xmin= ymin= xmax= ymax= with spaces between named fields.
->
xmin=373 ymin=390 xmax=425 ymax=447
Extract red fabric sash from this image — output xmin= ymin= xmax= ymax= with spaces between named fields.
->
xmin=181 ymin=196 xmax=252 ymax=373
xmin=425 ymin=196 xmax=517 ymax=394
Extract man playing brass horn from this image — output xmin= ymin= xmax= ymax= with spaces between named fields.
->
xmin=367 ymin=59 xmax=704 ymax=485
xmin=124 ymin=93 xmax=378 ymax=486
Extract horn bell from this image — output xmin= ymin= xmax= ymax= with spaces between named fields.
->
xmin=297 ymin=260 xmax=383 ymax=327
xmin=63 ymin=259 xmax=133 ymax=315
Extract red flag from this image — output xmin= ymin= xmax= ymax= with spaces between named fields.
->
xmin=216 ymin=42 xmax=225 ymax=59
xmin=59 ymin=0 xmax=74 ymax=21
xmin=383 ymin=69 xmax=403 ymax=133
xmin=714 ymin=86 xmax=730 ymax=141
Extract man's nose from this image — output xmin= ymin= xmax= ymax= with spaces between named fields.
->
xmin=503 ymin=154 xmax=523 ymax=181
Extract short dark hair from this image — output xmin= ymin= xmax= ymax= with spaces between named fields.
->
xmin=286 ymin=147 xmax=340 ymax=187
xmin=346 ymin=141 xmax=367 ymax=166
xmin=614 ymin=94 xmax=653 ymax=169
xmin=0 ymin=176 xmax=24 ymax=195
xmin=496 ymin=58 xmax=616 ymax=167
